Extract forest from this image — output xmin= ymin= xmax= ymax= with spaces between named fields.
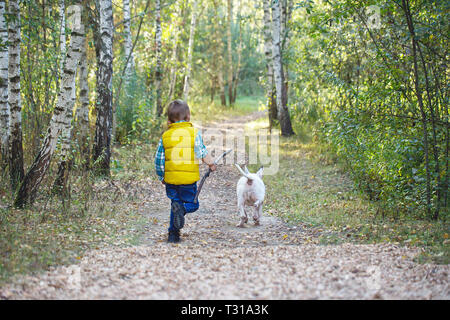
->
xmin=0 ymin=0 xmax=448 ymax=297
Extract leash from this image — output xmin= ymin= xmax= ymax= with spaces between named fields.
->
xmin=194 ymin=149 xmax=232 ymax=203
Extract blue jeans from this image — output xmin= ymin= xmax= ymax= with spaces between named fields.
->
xmin=166 ymin=182 xmax=199 ymax=232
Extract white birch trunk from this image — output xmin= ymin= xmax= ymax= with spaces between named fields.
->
xmin=227 ymin=0 xmax=233 ymax=105
xmin=263 ymin=0 xmax=276 ymax=127
xmin=155 ymin=0 xmax=162 ymax=115
xmin=14 ymin=5 xmax=85 ymax=207
xmin=77 ymin=35 xmax=90 ymax=165
xmin=282 ymin=0 xmax=292 ymax=107
xmin=279 ymin=0 xmax=285 ymax=48
xmin=53 ymin=67 xmax=77 ymax=193
xmin=271 ymin=0 xmax=294 ymax=136
xmin=183 ymin=0 xmax=198 ymax=102
xmin=8 ymin=0 xmax=24 ymax=190
xmin=123 ymin=0 xmax=134 ymax=80
xmin=0 ymin=0 xmax=9 ymax=162
xmin=212 ymin=0 xmax=226 ymax=106
xmin=232 ymin=20 xmax=242 ymax=104
xmin=168 ymin=2 xmax=181 ymax=102
xmin=93 ymin=0 xmax=114 ymax=175
xmin=59 ymin=0 xmax=66 ymax=80
xmin=56 ymin=1 xmax=73 ymax=166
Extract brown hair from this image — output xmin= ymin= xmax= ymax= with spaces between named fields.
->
xmin=167 ymin=100 xmax=190 ymax=123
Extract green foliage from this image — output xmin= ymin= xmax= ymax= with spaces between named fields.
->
xmin=288 ymin=0 xmax=449 ymax=219
xmin=114 ymin=72 xmax=162 ymax=145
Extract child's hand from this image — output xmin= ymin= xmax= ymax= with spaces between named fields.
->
xmin=202 ymin=154 xmax=216 ymax=171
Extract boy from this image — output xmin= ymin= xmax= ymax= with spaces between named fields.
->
xmin=154 ymin=100 xmax=216 ymax=243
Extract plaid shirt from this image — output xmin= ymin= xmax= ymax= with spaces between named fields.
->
xmin=154 ymin=121 xmax=208 ymax=181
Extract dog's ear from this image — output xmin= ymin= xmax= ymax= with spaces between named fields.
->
xmin=256 ymin=166 xmax=264 ymax=179
xmin=244 ymin=166 xmax=250 ymax=175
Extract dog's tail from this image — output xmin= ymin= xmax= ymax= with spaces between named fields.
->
xmin=234 ymin=164 xmax=252 ymax=180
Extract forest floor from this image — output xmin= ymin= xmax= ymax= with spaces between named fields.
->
xmin=0 ymin=111 xmax=448 ymax=299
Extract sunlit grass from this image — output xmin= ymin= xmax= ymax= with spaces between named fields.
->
xmin=190 ymin=95 xmax=264 ymax=122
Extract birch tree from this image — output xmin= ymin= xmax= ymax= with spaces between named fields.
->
xmin=263 ymin=0 xmax=276 ymax=130
xmin=168 ymin=2 xmax=182 ymax=102
xmin=212 ymin=0 xmax=226 ymax=106
xmin=14 ymin=3 xmax=85 ymax=207
xmin=281 ymin=0 xmax=293 ymax=107
xmin=0 ymin=0 xmax=8 ymax=165
xmin=155 ymin=0 xmax=162 ymax=116
xmin=183 ymin=0 xmax=198 ymax=102
xmin=231 ymin=11 xmax=242 ymax=104
xmin=77 ymin=35 xmax=90 ymax=169
xmin=271 ymin=0 xmax=294 ymax=136
xmin=123 ymin=0 xmax=135 ymax=81
xmin=93 ymin=0 xmax=113 ymax=175
xmin=8 ymin=0 xmax=24 ymax=190
xmin=59 ymin=0 xmax=66 ymax=81
xmin=226 ymin=0 xmax=233 ymax=105
xmin=53 ymin=4 xmax=87 ymax=192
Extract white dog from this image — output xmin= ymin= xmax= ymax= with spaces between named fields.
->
xmin=234 ymin=164 xmax=265 ymax=227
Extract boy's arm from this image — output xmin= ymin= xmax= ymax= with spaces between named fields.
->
xmin=195 ymin=130 xmax=216 ymax=171
xmin=154 ymin=138 xmax=166 ymax=183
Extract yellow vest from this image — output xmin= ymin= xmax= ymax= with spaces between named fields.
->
xmin=162 ymin=122 xmax=200 ymax=185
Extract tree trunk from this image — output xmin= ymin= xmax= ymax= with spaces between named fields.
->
xmin=168 ymin=2 xmax=182 ymax=102
xmin=271 ymin=0 xmax=294 ymax=136
xmin=111 ymin=0 xmax=134 ymax=141
xmin=59 ymin=0 xmax=66 ymax=81
xmin=218 ymin=63 xmax=226 ymax=106
xmin=93 ymin=0 xmax=113 ymax=176
xmin=8 ymin=0 xmax=24 ymax=191
xmin=263 ymin=0 xmax=276 ymax=130
xmin=231 ymin=1 xmax=243 ymax=104
xmin=281 ymin=0 xmax=293 ymax=108
xmin=53 ymin=79 xmax=77 ymax=195
xmin=77 ymin=33 xmax=90 ymax=169
xmin=123 ymin=0 xmax=135 ymax=81
xmin=0 ymin=0 xmax=9 ymax=166
xmin=183 ymin=0 xmax=198 ymax=102
xmin=14 ymin=5 xmax=85 ymax=208
xmin=54 ymin=3 xmax=89 ymax=193
xmin=212 ymin=0 xmax=226 ymax=106
xmin=232 ymin=38 xmax=242 ymax=104
xmin=53 ymin=0 xmax=72 ymax=195
xmin=154 ymin=0 xmax=162 ymax=116
xmin=227 ymin=0 xmax=233 ymax=106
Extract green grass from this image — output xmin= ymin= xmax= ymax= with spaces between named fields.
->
xmin=189 ymin=95 xmax=264 ymax=122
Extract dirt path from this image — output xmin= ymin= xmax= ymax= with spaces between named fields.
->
xmin=1 ymin=112 xmax=448 ymax=299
